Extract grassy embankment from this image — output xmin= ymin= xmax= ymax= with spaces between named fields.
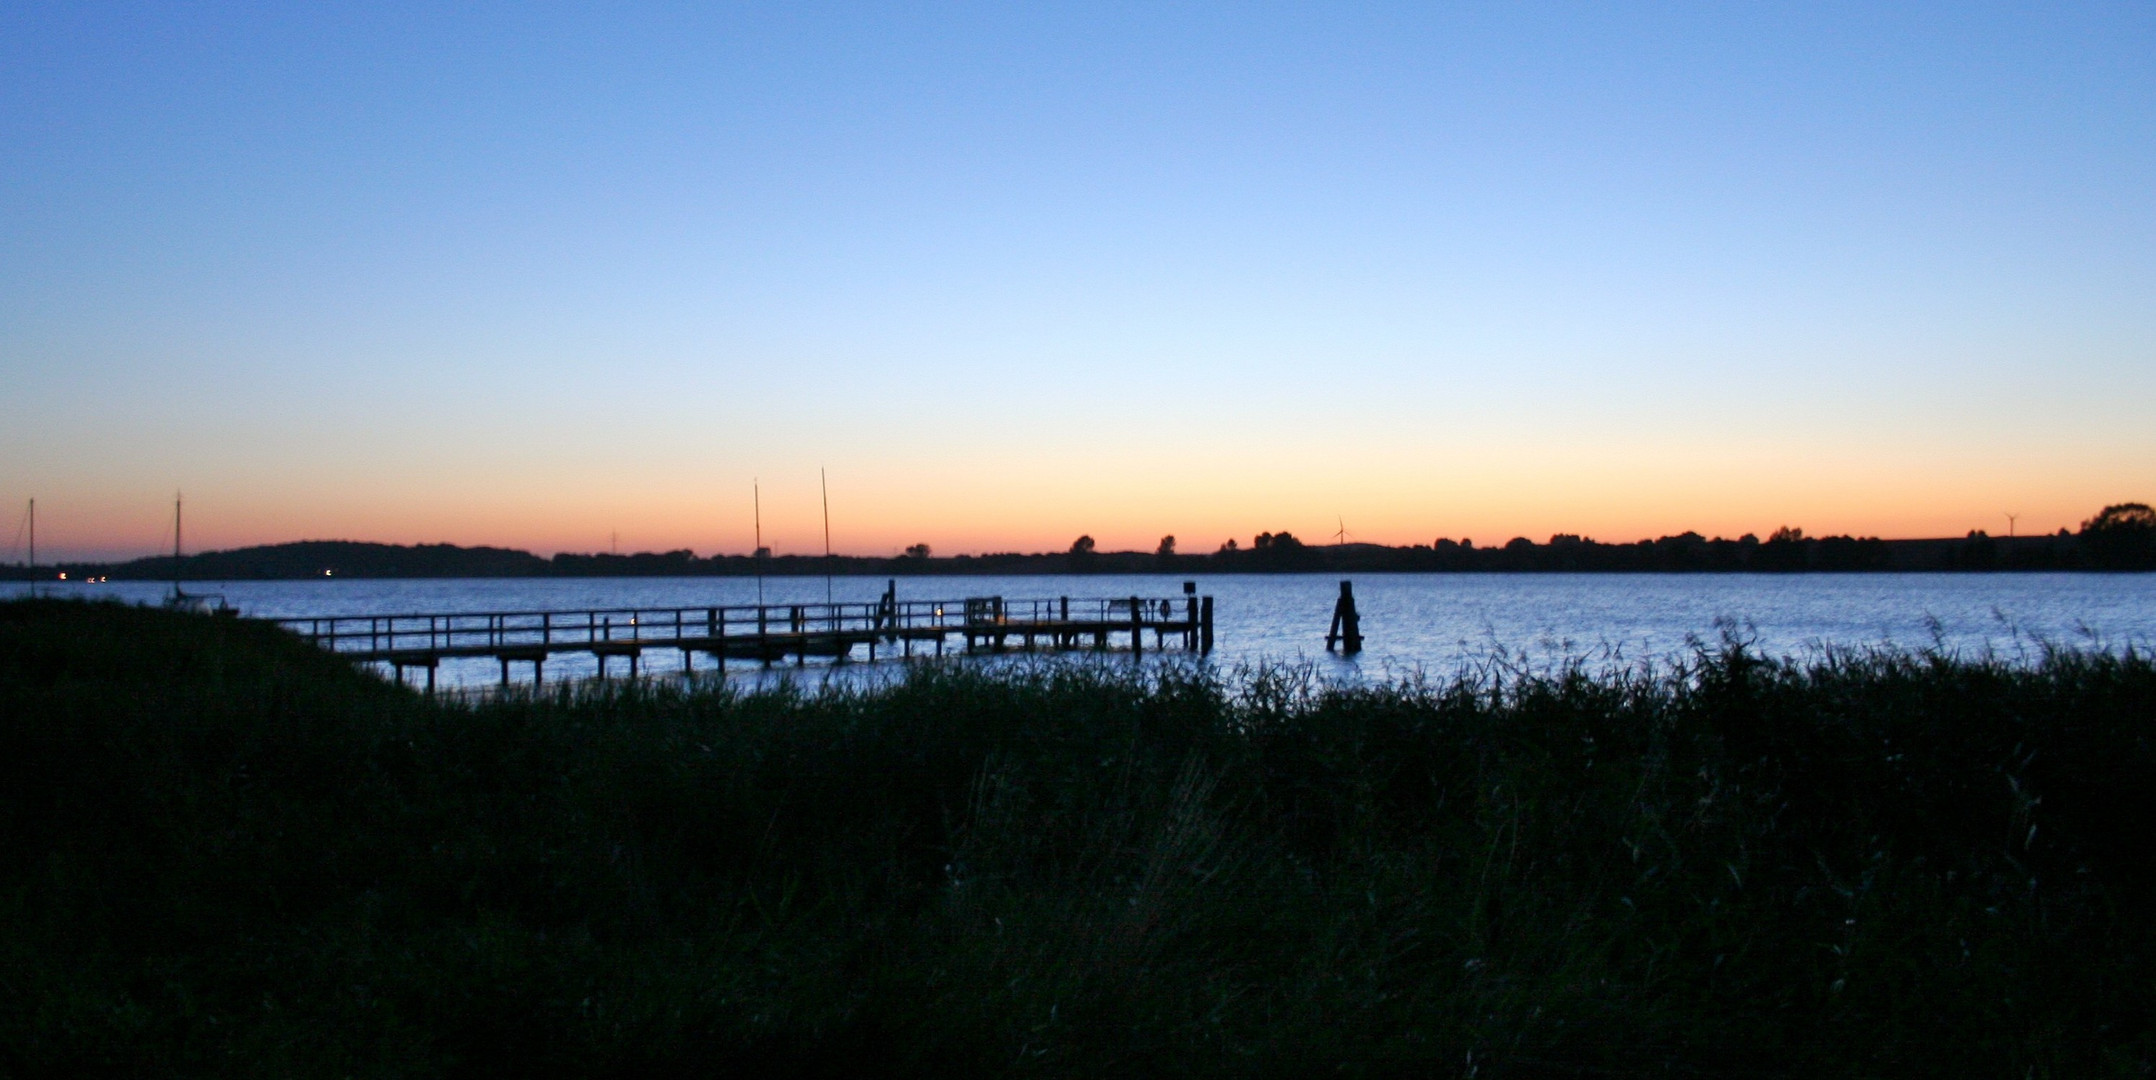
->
xmin=4 ymin=597 xmax=2155 ymax=1076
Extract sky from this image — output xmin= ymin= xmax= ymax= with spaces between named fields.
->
xmin=4 ymin=2 xmax=2153 ymax=561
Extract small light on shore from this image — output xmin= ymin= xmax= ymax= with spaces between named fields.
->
xmin=58 ymin=572 xmax=66 ymax=580
xmin=325 ymin=569 xmax=333 ymax=577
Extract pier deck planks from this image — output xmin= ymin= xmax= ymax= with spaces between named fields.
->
xmin=274 ymin=593 xmax=1213 ymax=684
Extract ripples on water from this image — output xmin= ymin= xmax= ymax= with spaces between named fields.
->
xmin=13 ymin=572 xmax=2154 ymax=690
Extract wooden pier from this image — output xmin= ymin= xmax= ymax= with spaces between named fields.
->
xmin=274 ymin=586 xmax=1215 ymax=689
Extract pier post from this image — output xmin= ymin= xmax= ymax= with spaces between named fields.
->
xmin=1201 ymin=596 xmax=1214 ymax=654
xmin=1129 ymin=596 xmax=1143 ymax=658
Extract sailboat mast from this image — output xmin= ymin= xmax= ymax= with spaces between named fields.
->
xmin=173 ymin=492 xmax=183 ymax=592
xmin=26 ymin=498 xmax=32 ymax=575
xmin=821 ymin=468 xmax=833 ymax=607
xmin=753 ymin=480 xmax=764 ymax=608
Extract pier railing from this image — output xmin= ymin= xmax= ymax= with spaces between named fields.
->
xmin=273 ymin=593 xmax=1213 ymax=669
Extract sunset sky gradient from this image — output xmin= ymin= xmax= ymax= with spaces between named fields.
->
xmin=5 ymin=3 xmax=2153 ymax=560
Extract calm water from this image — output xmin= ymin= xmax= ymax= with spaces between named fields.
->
xmin=14 ymin=573 xmax=2156 ymax=689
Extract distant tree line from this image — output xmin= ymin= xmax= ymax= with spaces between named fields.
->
xmin=7 ymin=504 xmax=2151 ymax=581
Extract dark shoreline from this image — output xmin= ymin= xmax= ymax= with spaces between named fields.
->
xmin=7 ymin=528 xmax=2152 ymax=581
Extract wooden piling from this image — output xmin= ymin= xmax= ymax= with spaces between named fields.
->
xmin=1325 ymin=580 xmax=1363 ymax=655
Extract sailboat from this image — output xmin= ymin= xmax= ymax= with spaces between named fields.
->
xmin=162 ymin=493 xmax=232 ymax=615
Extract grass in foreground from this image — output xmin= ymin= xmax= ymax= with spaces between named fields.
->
xmin=3 ymin=597 xmax=2155 ymax=1077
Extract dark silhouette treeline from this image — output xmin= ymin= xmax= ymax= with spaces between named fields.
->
xmin=9 ymin=503 xmax=2152 ymax=581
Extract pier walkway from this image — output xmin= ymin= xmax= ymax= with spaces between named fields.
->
xmin=274 ymin=586 xmax=1215 ymax=690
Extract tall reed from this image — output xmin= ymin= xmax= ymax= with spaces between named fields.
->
xmin=4 ymin=597 xmax=2152 ymax=1076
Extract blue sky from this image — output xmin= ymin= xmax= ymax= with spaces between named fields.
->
xmin=4 ymin=2 xmax=2153 ymax=558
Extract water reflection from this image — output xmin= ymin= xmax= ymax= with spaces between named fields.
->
xmin=11 ymin=572 xmax=2154 ymax=691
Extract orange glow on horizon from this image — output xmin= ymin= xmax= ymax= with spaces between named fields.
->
xmin=8 ymin=412 xmax=2145 ymax=563
xmin=10 ymin=481 xmax=2129 ymax=564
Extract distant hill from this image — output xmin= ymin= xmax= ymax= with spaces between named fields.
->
xmin=84 ymin=540 xmax=552 ymax=580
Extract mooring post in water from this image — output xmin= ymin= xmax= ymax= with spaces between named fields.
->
xmin=1183 ymin=582 xmax=1198 ymax=650
xmin=1200 ymin=596 xmax=1214 ymax=653
xmin=1129 ymin=595 xmax=1144 ymax=657
xmin=1326 ymin=580 xmax=1363 ymax=655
